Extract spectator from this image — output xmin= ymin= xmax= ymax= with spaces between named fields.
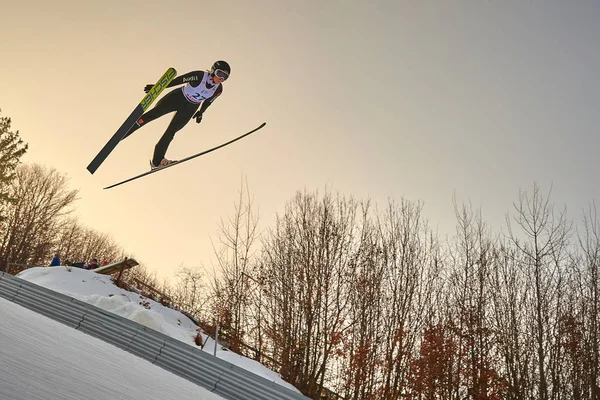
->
xmin=50 ymin=253 xmax=61 ymax=267
xmin=88 ymin=258 xmax=99 ymax=270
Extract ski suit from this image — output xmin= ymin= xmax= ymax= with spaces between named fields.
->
xmin=122 ymin=71 xmax=223 ymax=166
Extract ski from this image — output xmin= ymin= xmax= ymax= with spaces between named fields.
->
xmin=86 ymin=67 xmax=178 ymax=174
xmin=103 ymin=122 xmax=266 ymax=190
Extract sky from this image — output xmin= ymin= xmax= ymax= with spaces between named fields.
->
xmin=2 ymin=1 xmax=600 ymax=279
xmin=5 ymin=266 xmax=298 ymax=397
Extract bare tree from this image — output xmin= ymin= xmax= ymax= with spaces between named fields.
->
xmin=0 ymin=163 xmax=78 ymax=265
xmin=207 ymin=178 xmax=260 ymax=353
xmin=171 ymin=265 xmax=207 ymax=317
xmin=444 ymin=199 xmax=507 ymax=398
xmin=375 ymin=198 xmax=442 ymax=400
xmin=506 ymin=183 xmax=571 ymax=399
xmin=336 ymin=201 xmax=383 ymax=399
xmin=55 ymin=216 xmax=124 ymax=265
xmin=576 ymin=203 xmax=600 ymax=398
xmin=490 ymin=241 xmax=533 ymax=399
xmin=259 ymin=189 xmax=356 ymax=398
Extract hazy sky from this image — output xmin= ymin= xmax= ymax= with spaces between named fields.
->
xmin=2 ymin=1 xmax=600 ymax=279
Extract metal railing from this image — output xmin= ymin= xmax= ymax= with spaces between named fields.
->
xmin=0 ymin=271 xmax=309 ymax=400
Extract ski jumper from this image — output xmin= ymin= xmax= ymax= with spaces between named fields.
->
xmin=122 ymin=71 xmax=223 ymax=166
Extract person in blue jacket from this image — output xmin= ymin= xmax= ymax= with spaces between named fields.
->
xmin=50 ymin=253 xmax=60 ymax=267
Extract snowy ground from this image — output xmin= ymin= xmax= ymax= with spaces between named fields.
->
xmin=0 ymin=296 xmax=225 ymax=400
xmin=14 ymin=267 xmax=297 ymax=393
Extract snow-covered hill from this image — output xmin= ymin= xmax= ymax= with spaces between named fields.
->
xmin=16 ymin=267 xmax=297 ymax=393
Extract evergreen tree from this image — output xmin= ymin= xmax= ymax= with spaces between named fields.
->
xmin=0 ymin=110 xmax=28 ymax=220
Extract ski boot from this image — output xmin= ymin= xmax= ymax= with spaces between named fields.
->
xmin=150 ymin=158 xmax=177 ymax=170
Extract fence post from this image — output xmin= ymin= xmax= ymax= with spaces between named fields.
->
xmin=214 ymin=321 xmax=220 ymax=357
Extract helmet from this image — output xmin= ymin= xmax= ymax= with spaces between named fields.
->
xmin=211 ymin=60 xmax=231 ymax=80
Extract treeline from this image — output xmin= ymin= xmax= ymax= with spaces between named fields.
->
xmin=201 ymin=185 xmax=600 ymax=400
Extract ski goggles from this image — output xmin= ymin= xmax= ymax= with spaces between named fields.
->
xmin=213 ymin=69 xmax=229 ymax=80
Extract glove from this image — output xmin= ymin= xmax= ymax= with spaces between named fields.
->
xmin=144 ymin=84 xmax=154 ymax=93
xmin=193 ymin=112 xmax=203 ymax=124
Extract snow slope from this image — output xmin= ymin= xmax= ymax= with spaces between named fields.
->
xmin=0 ymin=296 xmax=225 ymax=400
xmin=16 ymin=267 xmax=297 ymax=393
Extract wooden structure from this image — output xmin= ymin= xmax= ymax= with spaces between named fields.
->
xmin=93 ymin=258 xmax=139 ymax=284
